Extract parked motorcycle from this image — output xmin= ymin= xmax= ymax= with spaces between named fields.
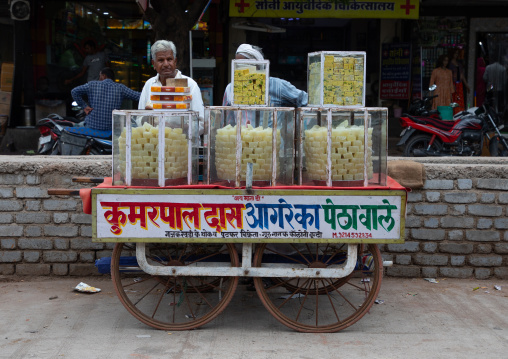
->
xmin=37 ymin=103 xmax=112 ymax=155
xmin=36 ymin=114 xmax=80 ymax=155
xmin=397 ymin=86 xmax=508 ymax=157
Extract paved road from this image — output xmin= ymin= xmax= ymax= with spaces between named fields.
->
xmin=1 ymin=276 xmax=507 ymax=359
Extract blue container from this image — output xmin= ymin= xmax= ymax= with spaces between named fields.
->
xmin=437 ymin=106 xmax=453 ymax=120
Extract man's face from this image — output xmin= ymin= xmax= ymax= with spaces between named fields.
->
xmin=84 ymin=44 xmax=94 ymax=55
xmin=152 ymin=50 xmax=177 ymax=81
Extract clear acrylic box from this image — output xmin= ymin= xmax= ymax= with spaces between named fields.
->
xmin=205 ymin=106 xmax=295 ymax=187
xmin=307 ymin=51 xmax=366 ymax=107
xmin=231 ymin=59 xmax=270 ymax=106
xmin=296 ymin=107 xmax=387 ymax=187
xmin=112 ymin=110 xmax=200 ymax=186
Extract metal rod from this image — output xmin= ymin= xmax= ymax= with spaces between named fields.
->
xmin=235 ymin=110 xmax=242 ymax=188
xmin=158 ymin=113 xmax=165 ymax=187
xmin=47 ymin=189 xmax=80 ymax=196
xmin=135 ymin=243 xmax=358 ymax=278
xmin=326 ymin=108 xmax=332 ymax=187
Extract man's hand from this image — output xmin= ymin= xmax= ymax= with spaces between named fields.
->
xmin=84 ymin=106 xmax=93 ymax=115
xmin=145 ymin=104 xmax=154 ymax=110
xmin=64 ymin=79 xmax=72 ymax=85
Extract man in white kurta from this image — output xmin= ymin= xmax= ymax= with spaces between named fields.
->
xmin=138 ymin=40 xmax=204 ymax=121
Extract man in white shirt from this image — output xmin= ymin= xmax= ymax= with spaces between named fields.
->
xmin=139 ymin=40 xmax=204 ymax=121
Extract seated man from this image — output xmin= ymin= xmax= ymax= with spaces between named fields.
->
xmin=222 ymin=44 xmax=308 ymax=126
xmin=71 ymin=67 xmax=140 ymax=131
xmin=139 ymin=40 xmax=204 ymax=119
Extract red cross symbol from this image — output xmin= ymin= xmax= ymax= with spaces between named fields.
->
xmin=235 ymin=0 xmax=250 ymax=13
xmin=400 ymin=0 xmax=415 ymax=15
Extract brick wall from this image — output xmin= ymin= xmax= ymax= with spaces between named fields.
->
xmin=1 ymin=156 xmax=508 ymax=279
xmin=0 ymin=156 xmax=110 ymax=276
xmin=381 ymin=157 xmax=508 ymax=279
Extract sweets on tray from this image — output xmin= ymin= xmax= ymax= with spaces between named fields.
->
xmin=308 ymin=54 xmax=364 ymax=106
xmin=233 ymin=67 xmax=266 ymax=105
xmin=118 ymin=122 xmax=188 ymax=180
xmin=215 ymin=124 xmax=280 ymax=181
xmin=304 ymin=124 xmax=373 ymax=181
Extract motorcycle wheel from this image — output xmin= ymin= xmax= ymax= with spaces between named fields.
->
xmin=489 ymin=136 xmax=508 ymax=157
xmin=403 ymin=134 xmax=443 ymax=157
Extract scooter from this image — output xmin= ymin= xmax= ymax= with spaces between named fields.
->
xmin=397 ymin=86 xmax=508 ymax=157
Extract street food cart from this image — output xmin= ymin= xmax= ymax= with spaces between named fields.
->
xmin=75 ymin=53 xmax=407 ymax=333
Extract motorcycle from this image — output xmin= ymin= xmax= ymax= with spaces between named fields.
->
xmin=397 ymin=86 xmax=508 ymax=157
xmin=36 ymin=113 xmax=81 ymax=155
xmin=37 ymin=102 xmax=112 ymax=155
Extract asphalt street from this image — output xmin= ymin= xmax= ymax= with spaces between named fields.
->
xmin=1 ymin=276 xmax=507 ymax=359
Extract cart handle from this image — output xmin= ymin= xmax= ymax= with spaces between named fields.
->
xmin=47 ymin=189 xmax=81 ymax=196
xmin=72 ymin=177 xmax=104 ymax=183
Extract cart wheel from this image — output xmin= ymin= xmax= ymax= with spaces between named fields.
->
xmin=253 ymin=243 xmax=382 ymax=333
xmin=111 ymin=243 xmax=239 ymax=331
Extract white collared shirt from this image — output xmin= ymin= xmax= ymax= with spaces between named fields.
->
xmin=138 ymin=70 xmax=204 ymax=120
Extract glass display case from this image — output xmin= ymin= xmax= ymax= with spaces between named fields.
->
xmin=205 ymin=106 xmax=295 ymax=187
xmin=296 ymin=107 xmax=387 ymax=187
xmin=112 ymin=110 xmax=200 ymax=187
xmin=307 ymin=51 xmax=366 ymax=107
xmin=231 ymin=60 xmax=270 ymax=106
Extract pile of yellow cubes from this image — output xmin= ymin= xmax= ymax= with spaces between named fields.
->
xmin=308 ymin=55 xmax=364 ymax=106
xmin=118 ymin=122 xmax=188 ymax=181
xmin=233 ymin=67 xmax=266 ymax=105
xmin=304 ymin=124 xmax=373 ymax=181
xmin=215 ymin=124 xmax=280 ymax=181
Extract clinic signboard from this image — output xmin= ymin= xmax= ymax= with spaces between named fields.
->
xmin=230 ymin=0 xmax=419 ymax=19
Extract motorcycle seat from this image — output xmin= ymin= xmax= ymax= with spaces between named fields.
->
xmin=413 ymin=116 xmax=455 ymax=131
xmin=65 ymin=127 xmax=112 ymax=139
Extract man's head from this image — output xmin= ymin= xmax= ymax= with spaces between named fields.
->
xmin=99 ymin=67 xmax=115 ymax=81
xmin=84 ymin=40 xmax=97 ymax=55
xmin=151 ymin=40 xmax=178 ymax=84
xmin=235 ymin=44 xmax=264 ymax=60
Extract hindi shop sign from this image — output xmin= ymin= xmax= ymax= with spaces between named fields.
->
xmin=230 ymin=0 xmax=419 ymax=19
xmin=380 ymin=43 xmax=412 ymax=100
xmin=93 ymin=190 xmax=405 ymax=243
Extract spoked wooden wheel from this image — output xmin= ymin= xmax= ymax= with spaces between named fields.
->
xmin=111 ymin=243 xmax=239 ymax=331
xmin=253 ymin=243 xmax=382 ymax=333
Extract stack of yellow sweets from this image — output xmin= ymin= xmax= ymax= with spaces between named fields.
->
xmin=308 ymin=55 xmax=364 ymax=106
xmin=233 ymin=67 xmax=266 ymax=105
xmin=118 ymin=122 xmax=188 ymax=180
xmin=215 ymin=124 xmax=280 ymax=181
xmin=304 ymin=124 xmax=373 ymax=181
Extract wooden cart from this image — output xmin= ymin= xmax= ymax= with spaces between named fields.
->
xmin=81 ymin=176 xmax=406 ymax=333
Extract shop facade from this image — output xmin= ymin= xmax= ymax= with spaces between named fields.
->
xmin=0 ymin=0 xmax=224 ymax=132
xmin=1 ymin=0 xmax=508 ymax=140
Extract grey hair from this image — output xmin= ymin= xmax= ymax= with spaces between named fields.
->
xmin=151 ymin=40 xmax=177 ymax=60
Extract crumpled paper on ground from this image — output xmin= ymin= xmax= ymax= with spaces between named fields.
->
xmin=74 ymin=282 xmax=101 ymax=293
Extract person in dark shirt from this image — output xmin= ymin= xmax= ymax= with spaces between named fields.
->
xmin=71 ymin=68 xmax=140 ymax=131
xmin=65 ymin=40 xmax=109 ymax=85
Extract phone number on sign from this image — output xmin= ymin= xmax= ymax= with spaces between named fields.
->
xmin=333 ymin=232 xmax=373 ymax=239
